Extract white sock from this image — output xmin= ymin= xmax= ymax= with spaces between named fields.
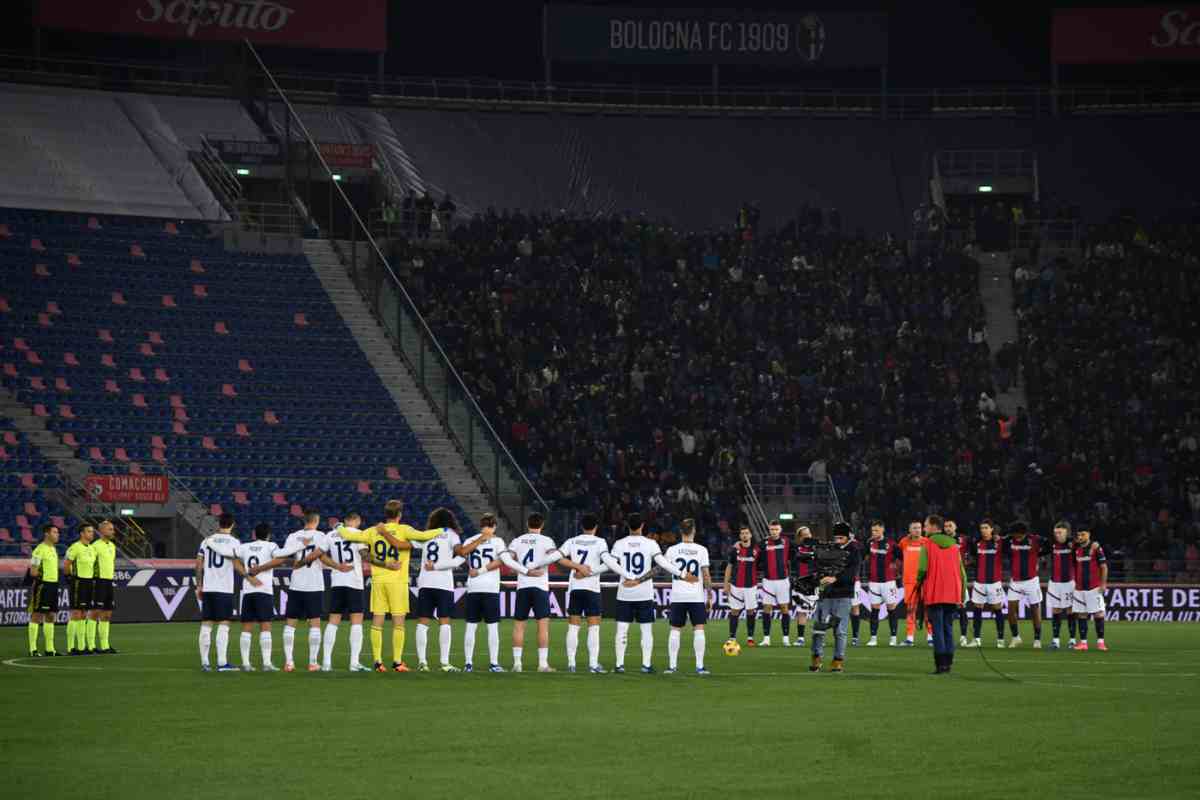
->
xmin=512 ymin=646 xmax=522 ymax=668
xmin=438 ymin=624 xmax=451 ymax=666
xmin=415 ymin=623 xmax=429 ymax=664
xmin=587 ymin=625 xmax=600 ymax=669
xmin=215 ymin=624 xmax=229 ymax=665
xmin=323 ymin=623 xmax=338 ymax=668
xmin=198 ymin=625 xmax=211 ymax=667
xmin=486 ymin=623 xmax=500 ymax=665
xmin=538 ymin=647 xmax=549 ymax=669
xmin=615 ymin=621 xmax=630 ymax=667
xmin=566 ymin=624 xmax=580 ymax=668
xmin=349 ymin=624 xmax=363 ymax=667
xmin=668 ymin=628 xmax=681 ymax=669
xmin=640 ymin=623 xmax=654 ymax=668
xmin=693 ymin=629 xmax=706 ymax=669
xmin=259 ymin=631 xmax=272 ymax=665
xmin=240 ymin=632 xmax=252 ymax=666
xmin=308 ymin=626 xmax=321 ymax=665
xmin=464 ymin=622 xmax=478 ymax=665
xmin=283 ymin=625 xmax=296 ymax=664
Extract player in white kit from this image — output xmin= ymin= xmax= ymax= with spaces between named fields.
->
xmin=558 ymin=513 xmax=612 ymax=673
xmin=195 ymin=513 xmax=250 ymax=672
xmin=235 ymin=522 xmax=292 ymax=671
xmin=500 ymin=512 xmax=562 ymax=672
xmin=324 ymin=512 xmax=371 ymax=671
xmin=413 ymin=508 xmax=464 ymax=672
xmin=603 ymin=513 xmax=674 ymax=673
xmin=458 ymin=513 xmax=506 ymax=672
xmin=663 ymin=518 xmax=711 ymax=675
xmin=278 ymin=510 xmax=350 ymax=672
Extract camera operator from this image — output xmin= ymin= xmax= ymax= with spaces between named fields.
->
xmin=809 ymin=522 xmax=861 ymax=673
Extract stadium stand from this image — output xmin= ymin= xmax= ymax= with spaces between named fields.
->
xmin=395 ymin=209 xmax=993 ymax=557
xmin=146 ymin=95 xmax=267 ymax=150
xmin=1014 ymin=212 xmax=1200 ymax=576
xmin=0 ymin=416 xmax=67 ymax=555
xmin=0 ymin=207 xmax=470 ymax=552
xmin=0 ymin=85 xmax=203 ymax=219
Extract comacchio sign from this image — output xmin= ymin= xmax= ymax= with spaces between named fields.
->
xmin=83 ymin=474 xmax=170 ymax=504
xmin=1053 ymin=6 xmax=1200 ymax=64
xmin=35 ymin=0 xmax=387 ymax=52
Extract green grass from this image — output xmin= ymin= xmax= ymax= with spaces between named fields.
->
xmin=2 ymin=620 xmax=1197 ymax=800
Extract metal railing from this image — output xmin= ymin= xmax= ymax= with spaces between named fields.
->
xmin=0 ymin=50 xmax=1198 ymax=119
xmin=194 ymin=136 xmax=243 ymax=214
xmin=48 ymin=468 xmax=152 ymax=559
xmin=741 ymin=472 xmax=770 ymax=541
xmin=242 ymin=41 xmax=549 ymax=535
xmin=826 ymin=476 xmax=845 ymax=525
xmin=234 ymin=200 xmax=302 ymax=236
xmin=1010 ymin=218 xmax=1082 ymax=256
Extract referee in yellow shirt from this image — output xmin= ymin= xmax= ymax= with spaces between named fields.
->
xmin=27 ymin=524 xmax=61 ymax=657
xmin=338 ymin=499 xmax=443 ymax=671
xmin=64 ymin=524 xmax=98 ymax=655
xmin=91 ymin=520 xmax=119 ymax=654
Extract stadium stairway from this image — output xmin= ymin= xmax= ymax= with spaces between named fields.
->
xmin=301 ymin=239 xmax=493 ymax=526
xmin=978 ymin=250 xmax=1027 ymax=416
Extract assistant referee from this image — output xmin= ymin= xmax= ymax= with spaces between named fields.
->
xmin=27 ymin=523 xmax=61 ymax=657
xmin=64 ymin=524 xmax=98 ymax=655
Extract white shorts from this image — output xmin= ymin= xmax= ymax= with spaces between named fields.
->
xmin=1072 ymin=587 xmax=1106 ymax=615
xmin=791 ymin=591 xmax=817 ymax=614
xmin=760 ymin=579 xmax=791 ymax=607
xmin=1006 ymin=577 xmax=1043 ymax=605
xmin=867 ymin=580 xmax=899 ymax=607
xmin=853 ymin=581 xmax=872 ymax=607
xmin=971 ymin=581 xmax=1006 ymax=606
xmin=727 ymin=586 xmax=759 ymax=611
xmin=1046 ymin=580 xmax=1076 ymax=612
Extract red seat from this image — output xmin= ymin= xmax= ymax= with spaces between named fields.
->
xmin=169 ymin=394 xmax=185 ymax=407
xmin=209 ymin=504 xmax=223 ymax=516
xmin=154 ymin=368 xmax=170 ymax=382
xmin=25 ymin=350 xmax=42 ymax=365
xmin=161 ymin=295 xmax=177 ymax=308
xmin=221 ymin=383 xmax=237 ymax=397
xmin=148 ymin=331 xmax=164 ymax=345
xmin=193 ymin=284 xmax=207 ymax=298
xmin=201 ymin=436 xmax=218 ymax=451
xmin=0 ymin=446 xmax=8 ymax=461
xmin=129 ymin=367 xmax=146 ymax=381
xmin=190 ymin=258 xmax=204 ymax=273
xmin=129 ymin=463 xmax=144 ymax=475
xmin=67 ymin=254 xmax=81 ymax=266
xmin=2 ymin=363 xmax=17 ymax=378
xmin=172 ymin=421 xmax=188 ymax=435
xmin=263 ymin=410 xmax=280 ymax=425
xmin=114 ymin=448 xmax=130 ymax=462
xmin=237 ymin=359 xmax=253 ymax=373
xmin=30 ymin=237 xmax=45 ymax=252
xmin=20 ymin=474 xmax=36 ymax=489
xmin=294 ymin=312 xmax=309 ymax=327
xmin=130 ymin=244 xmax=145 ymax=258
xmin=173 ymin=407 xmax=189 ymax=422
xmin=164 ymin=222 xmax=178 ymax=235
xmin=152 ymin=448 xmax=167 ymax=463
xmin=21 ymin=528 xmax=35 ymax=543
xmin=34 ymin=264 xmax=51 ymax=277
xmin=132 ymin=393 xmax=147 ymax=408
xmin=235 ymin=423 xmax=250 ymax=438
xmin=45 ymin=301 xmax=62 ymax=315
xmin=357 ymin=481 xmax=372 ymax=495
xmin=139 ymin=343 xmax=155 ymax=356
xmin=214 ymin=321 xmax=229 ymax=335
xmin=2 ymin=431 xmax=17 ymax=445
xmin=58 ymin=404 xmax=75 ymax=419
xmin=87 ymin=217 xmax=101 ymax=230
xmin=54 ymin=377 xmax=70 ymax=392
xmin=28 ymin=376 xmax=46 ymax=390
xmin=151 ymin=435 xmax=167 ymax=449
xmin=386 ymin=466 xmax=401 ymax=480
xmin=13 ymin=337 xmax=28 ymax=351
xmin=88 ymin=447 xmax=105 ymax=462
xmin=0 ymin=223 xmax=10 ymax=238
xmin=233 ymin=491 xmax=249 ymax=506
xmin=51 ymin=516 xmax=66 ymax=529
xmin=111 ymin=291 xmax=126 ymax=305
xmin=33 ymin=404 xmax=49 ymax=417
xmin=289 ymin=504 xmax=303 ymax=518
xmin=104 ymin=379 xmax=120 ymax=394
xmin=101 ymin=354 xmax=116 ymax=368
xmin=62 ymin=433 xmax=79 ymax=447
xmin=63 ymin=352 xmax=80 ymax=366
xmin=37 ymin=312 xmax=52 ymax=327
xmin=24 ymin=502 xmax=39 ymax=516
xmin=0 ymin=297 xmax=10 ymax=312
xmin=0 ymin=528 xmax=11 ymax=542
xmin=272 ymin=492 xmax=287 ymax=506
xmin=98 ymin=328 xmax=114 ymax=343
xmin=16 ymin=514 xmax=31 ymax=528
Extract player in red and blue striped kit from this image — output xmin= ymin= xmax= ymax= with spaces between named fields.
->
xmin=1072 ymin=527 xmax=1108 ymax=651
xmin=791 ymin=526 xmax=817 ymax=646
xmin=723 ymin=525 xmax=760 ymax=646
xmin=964 ymin=520 xmax=1007 ymax=647
xmin=1046 ymin=521 xmax=1078 ymax=649
xmin=756 ymin=520 xmax=792 ymax=646
xmin=863 ymin=521 xmax=901 ymax=646
xmin=1002 ymin=522 xmax=1044 ymax=648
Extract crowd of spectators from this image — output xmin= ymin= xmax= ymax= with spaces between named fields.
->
xmin=1013 ymin=210 xmax=1200 ymax=579
xmin=391 ymin=206 xmax=1029 ymax=560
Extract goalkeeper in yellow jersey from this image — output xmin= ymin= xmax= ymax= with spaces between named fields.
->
xmin=337 ymin=499 xmax=444 ymax=672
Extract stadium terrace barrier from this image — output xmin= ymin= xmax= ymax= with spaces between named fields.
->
xmin=2 ymin=571 xmax=1198 ymax=626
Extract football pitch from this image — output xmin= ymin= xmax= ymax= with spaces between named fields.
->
xmin=2 ymin=621 xmax=1197 ymax=800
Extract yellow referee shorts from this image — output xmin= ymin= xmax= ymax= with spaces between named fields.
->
xmin=370 ymin=581 xmax=410 ymax=616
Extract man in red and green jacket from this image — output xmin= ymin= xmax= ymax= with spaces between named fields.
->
xmin=915 ymin=514 xmax=968 ymax=674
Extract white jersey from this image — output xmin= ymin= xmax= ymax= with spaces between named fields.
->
xmin=560 ymin=534 xmax=610 ymax=593
xmin=279 ymin=529 xmax=329 ymax=593
xmin=664 ymin=541 xmax=710 ymax=604
xmin=607 ymin=535 xmax=664 ymax=602
xmin=198 ymin=533 xmax=239 ymax=595
xmin=462 ymin=534 xmax=506 ymax=594
xmin=507 ymin=532 xmax=561 ymax=591
xmin=414 ymin=528 xmax=463 ymax=591
xmin=235 ymin=540 xmax=285 ymax=596
xmin=326 ymin=527 xmax=367 ymax=590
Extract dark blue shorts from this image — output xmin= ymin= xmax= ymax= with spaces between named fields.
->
xmin=328 ymin=586 xmax=365 ymax=616
xmin=567 ymin=589 xmax=602 ymax=618
xmin=465 ymin=592 xmax=501 ymax=624
xmin=240 ymin=593 xmax=274 ymax=623
xmin=202 ymin=591 xmax=234 ymax=622
xmin=514 ymin=587 xmax=551 ymax=620
xmin=285 ymin=590 xmax=324 ymax=620
xmin=669 ymin=602 xmax=708 ymax=628
xmin=417 ymin=587 xmax=455 ymax=619
xmin=615 ymin=599 xmax=656 ymax=624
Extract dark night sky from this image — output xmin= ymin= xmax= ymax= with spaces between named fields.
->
xmin=3 ymin=1 xmax=1196 ymax=87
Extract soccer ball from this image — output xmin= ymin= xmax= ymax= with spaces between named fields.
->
xmin=723 ymin=639 xmax=741 ymax=657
